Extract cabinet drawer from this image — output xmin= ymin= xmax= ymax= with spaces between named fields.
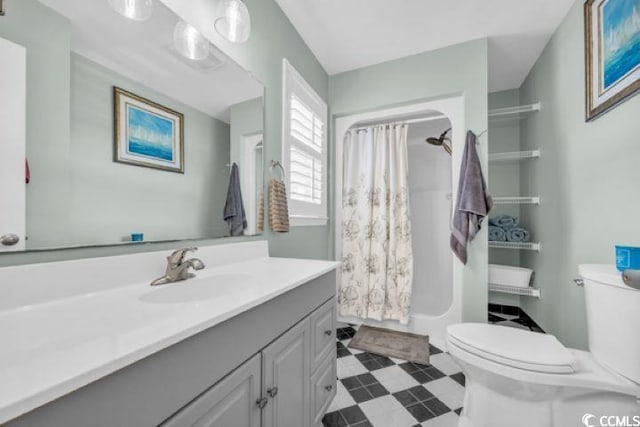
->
xmin=310 ymin=298 xmax=336 ymax=372
xmin=310 ymin=353 xmax=337 ymax=426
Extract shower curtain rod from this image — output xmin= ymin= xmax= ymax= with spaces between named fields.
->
xmin=351 ymin=114 xmax=448 ymax=132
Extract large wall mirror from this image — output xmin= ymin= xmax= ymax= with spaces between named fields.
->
xmin=0 ymin=0 xmax=265 ymax=252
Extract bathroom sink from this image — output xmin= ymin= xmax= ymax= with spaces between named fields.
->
xmin=140 ymin=273 xmax=257 ymax=304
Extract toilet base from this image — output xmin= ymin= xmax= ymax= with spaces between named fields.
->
xmin=458 ymin=371 xmax=640 ymax=427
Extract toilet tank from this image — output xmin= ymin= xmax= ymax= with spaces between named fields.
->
xmin=579 ymin=264 xmax=640 ymax=384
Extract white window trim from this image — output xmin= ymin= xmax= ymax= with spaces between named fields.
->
xmin=282 ymin=58 xmax=328 ymax=227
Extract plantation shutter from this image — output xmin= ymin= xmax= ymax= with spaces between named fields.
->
xmin=282 ymin=59 xmax=327 ymax=224
xmin=289 ymin=94 xmax=324 ymax=204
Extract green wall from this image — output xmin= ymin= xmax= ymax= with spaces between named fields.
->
xmin=68 ymin=54 xmax=230 ymax=247
xmin=162 ymin=0 xmax=331 ymax=261
xmin=230 ymin=97 xmax=263 ymax=165
xmin=0 ymin=0 xmax=231 ymax=254
xmin=0 ymin=0 xmax=71 ymax=251
xmin=0 ymin=0 xmax=326 ymax=266
xmin=328 ymin=39 xmax=489 ymax=323
xmin=519 ymin=0 xmax=640 ymax=349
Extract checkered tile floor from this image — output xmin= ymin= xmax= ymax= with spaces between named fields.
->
xmin=322 ymin=325 xmax=465 ymax=427
xmin=489 ymin=310 xmax=545 ymax=333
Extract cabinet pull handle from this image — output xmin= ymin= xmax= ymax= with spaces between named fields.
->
xmin=324 ymin=385 xmax=333 ymax=392
xmin=256 ymin=397 xmax=268 ymax=409
xmin=0 ymin=234 xmax=19 ymax=246
xmin=324 ymin=330 xmax=332 ymax=336
xmin=267 ymin=387 xmax=278 ymax=398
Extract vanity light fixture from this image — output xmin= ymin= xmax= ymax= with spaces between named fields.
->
xmin=107 ymin=0 xmax=154 ymax=21
xmin=214 ymin=0 xmax=251 ymax=44
xmin=174 ymin=20 xmax=209 ymax=61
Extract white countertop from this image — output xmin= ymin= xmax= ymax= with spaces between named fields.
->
xmin=0 ymin=255 xmax=339 ymax=424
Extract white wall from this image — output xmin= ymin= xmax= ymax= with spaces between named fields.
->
xmin=407 ymin=119 xmax=452 ymax=317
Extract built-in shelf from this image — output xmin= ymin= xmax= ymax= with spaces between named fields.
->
xmin=489 ymin=241 xmax=540 ymax=251
xmin=489 ymin=150 xmax=541 ymax=162
xmin=489 ymin=103 xmax=541 ymax=120
xmin=493 ymin=196 xmax=540 ymax=205
xmin=489 ymin=283 xmax=541 ymax=298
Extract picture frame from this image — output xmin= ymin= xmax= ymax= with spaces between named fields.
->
xmin=0 ymin=0 xmax=5 ymax=16
xmin=585 ymin=0 xmax=640 ymax=121
xmin=113 ymin=87 xmax=184 ymax=173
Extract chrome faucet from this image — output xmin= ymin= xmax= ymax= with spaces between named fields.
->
xmin=150 ymin=247 xmax=205 ymax=286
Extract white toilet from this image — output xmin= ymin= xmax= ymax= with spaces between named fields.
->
xmin=446 ymin=265 xmax=640 ymax=427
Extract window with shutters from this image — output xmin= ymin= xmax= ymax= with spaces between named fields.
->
xmin=282 ymin=59 xmax=328 ymax=226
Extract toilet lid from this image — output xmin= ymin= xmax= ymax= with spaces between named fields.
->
xmin=447 ymin=323 xmax=577 ymax=374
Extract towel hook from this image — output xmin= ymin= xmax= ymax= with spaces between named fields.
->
xmin=270 ymin=160 xmax=286 ymax=180
xmin=476 ymin=129 xmax=488 ymax=140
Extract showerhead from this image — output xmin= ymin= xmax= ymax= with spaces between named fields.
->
xmin=426 ymin=128 xmax=452 ymax=154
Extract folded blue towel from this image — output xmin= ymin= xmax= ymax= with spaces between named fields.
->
xmin=506 ymin=227 xmax=530 ymax=243
xmin=489 ymin=226 xmax=507 ymax=242
xmin=489 ymin=214 xmax=518 ymax=229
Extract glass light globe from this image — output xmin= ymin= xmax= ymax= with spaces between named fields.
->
xmin=107 ymin=0 xmax=154 ymax=21
xmin=174 ymin=20 xmax=209 ymax=61
xmin=214 ymin=0 xmax=251 ymax=44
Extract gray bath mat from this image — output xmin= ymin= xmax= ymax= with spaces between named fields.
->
xmin=349 ymin=325 xmax=430 ymax=365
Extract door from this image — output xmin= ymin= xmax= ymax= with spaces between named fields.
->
xmin=0 ymin=36 xmax=26 ymax=252
xmin=262 ymin=318 xmax=311 ymax=427
xmin=161 ymin=354 xmax=262 ymax=427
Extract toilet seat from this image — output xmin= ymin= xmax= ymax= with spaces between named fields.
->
xmin=447 ymin=323 xmax=577 ymax=374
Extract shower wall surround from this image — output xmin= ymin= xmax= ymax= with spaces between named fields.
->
xmin=407 ymin=120 xmax=453 ymax=317
xmin=518 ymin=0 xmax=640 ymax=349
xmin=329 ymin=39 xmax=489 ymax=323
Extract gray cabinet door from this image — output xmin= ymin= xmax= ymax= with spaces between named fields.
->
xmin=161 ymin=354 xmax=261 ymax=427
xmin=262 ymin=318 xmax=311 ymax=427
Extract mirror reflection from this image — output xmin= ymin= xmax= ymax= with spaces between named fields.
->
xmin=0 ymin=0 xmax=265 ymax=251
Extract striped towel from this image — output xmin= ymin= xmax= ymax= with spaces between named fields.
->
xmin=269 ymin=179 xmax=290 ymax=232
xmin=257 ymin=190 xmax=265 ymax=233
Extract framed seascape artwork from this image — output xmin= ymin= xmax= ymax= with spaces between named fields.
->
xmin=585 ymin=0 xmax=640 ymax=121
xmin=113 ymin=87 xmax=184 ymax=173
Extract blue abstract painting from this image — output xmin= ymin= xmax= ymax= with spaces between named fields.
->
xmin=602 ymin=0 xmax=640 ymax=89
xmin=126 ymin=105 xmax=175 ymax=162
xmin=114 ymin=87 xmax=184 ymax=172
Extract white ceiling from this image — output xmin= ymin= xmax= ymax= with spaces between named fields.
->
xmin=39 ymin=0 xmax=263 ymax=122
xmin=274 ymin=0 xmax=575 ymax=92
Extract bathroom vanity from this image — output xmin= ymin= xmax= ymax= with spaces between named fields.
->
xmin=0 ymin=242 xmax=339 ymax=426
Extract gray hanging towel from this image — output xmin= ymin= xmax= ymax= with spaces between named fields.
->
xmin=223 ymin=163 xmax=247 ymax=236
xmin=450 ymin=131 xmax=493 ymax=264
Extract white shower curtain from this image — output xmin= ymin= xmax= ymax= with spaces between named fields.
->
xmin=339 ymin=123 xmax=414 ymax=324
